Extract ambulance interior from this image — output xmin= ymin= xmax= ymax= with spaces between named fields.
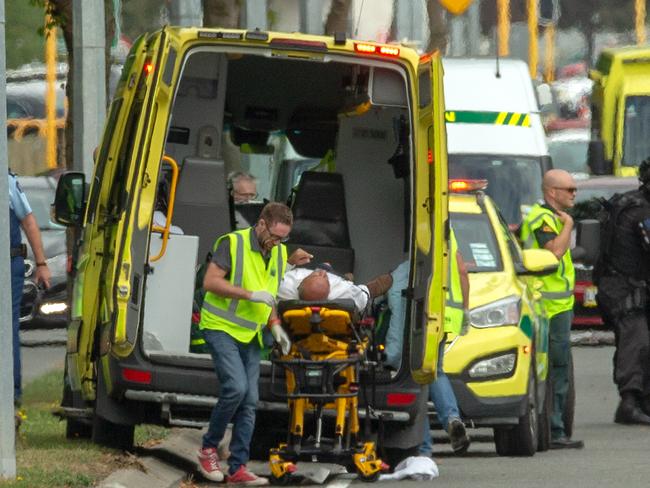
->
xmin=142 ymin=48 xmax=413 ymax=366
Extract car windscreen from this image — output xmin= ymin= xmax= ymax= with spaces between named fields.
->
xmin=448 ymin=155 xmax=543 ymax=225
xmin=623 ymin=95 xmax=650 ymax=168
xmin=451 ymin=212 xmax=503 ymax=273
xmin=548 ymin=139 xmax=588 ymax=174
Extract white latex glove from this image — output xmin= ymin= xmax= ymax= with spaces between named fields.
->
xmin=271 ymin=323 xmax=292 ymax=355
xmin=249 ymin=291 xmax=276 ymax=307
xmin=460 ymin=309 xmax=471 ymax=336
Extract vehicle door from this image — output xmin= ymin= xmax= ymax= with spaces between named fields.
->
xmin=409 ymin=55 xmax=448 ymax=383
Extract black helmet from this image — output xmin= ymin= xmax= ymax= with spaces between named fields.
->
xmin=640 ymin=157 xmax=650 ymax=185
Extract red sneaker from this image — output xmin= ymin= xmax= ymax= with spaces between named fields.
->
xmin=227 ymin=465 xmax=269 ymax=486
xmin=197 ymin=447 xmax=224 ymax=482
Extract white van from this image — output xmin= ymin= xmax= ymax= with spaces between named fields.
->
xmin=443 ymin=58 xmax=552 ymax=224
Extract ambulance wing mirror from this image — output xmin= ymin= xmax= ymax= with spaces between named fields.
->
xmin=517 ymin=249 xmax=559 ymax=276
xmin=575 ymin=219 xmax=600 ymax=266
xmin=369 ymin=67 xmax=407 ymax=107
xmin=53 ymin=172 xmax=86 ymax=227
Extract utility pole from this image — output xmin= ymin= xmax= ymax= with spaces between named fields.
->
xmin=0 ymin=0 xmax=17 ymax=479
xmin=243 ymin=0 xmax=268 ymax=30
xmin=72 ymin=0 xmax=106 ymax=177
xmin=300 ymin=0 xmax=325 ymax=35
xmin=467 ymin=0 xmax=481 ymax=56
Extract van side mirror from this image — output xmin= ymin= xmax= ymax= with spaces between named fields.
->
xmin=575 ymin=219 xmax=600 ymax=266
xmin=516 ymin=249 xmax=559 ymax=276
xmin=587 ymin=140 xmax=612 ymax=175
xmin=54 ymin=172 xmax=86 ymax=226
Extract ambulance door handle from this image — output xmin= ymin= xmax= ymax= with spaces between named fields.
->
xmin=150 ymin=155 xmax=179 ymax=262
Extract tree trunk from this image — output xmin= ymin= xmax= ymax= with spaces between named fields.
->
xmin=203 ymin=0 xmax=241 ymax=28
xmin=324 ymin=0 xmax=351 ymax=36
xmin=426 ymin=0 xmax=448 ymax=53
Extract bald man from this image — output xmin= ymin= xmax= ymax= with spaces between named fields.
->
xmin=520 ymin=169 xmax=583 ymax=450
xmin=277 ymin=267 xmax=393 ymax=312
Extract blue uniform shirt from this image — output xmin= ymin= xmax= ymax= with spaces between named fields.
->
xmin=8 ymin=172 xmax=32 ymax=248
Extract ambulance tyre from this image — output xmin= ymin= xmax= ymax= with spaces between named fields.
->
xmin=494 ymin=363 xmax=538 ymax=457
xmin=92 ymin=413 xmax=135 ymax=451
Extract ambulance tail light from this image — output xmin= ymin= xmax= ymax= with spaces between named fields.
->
xmin=354 ymin=43 xmax=400 ymax=57
xmin=386 ymin=392 xmax=416 ymax=406
xmin=122 ymin=368 xmax=152 ymax=384
xmin=449 ymin=179 xmax=488 ymax=193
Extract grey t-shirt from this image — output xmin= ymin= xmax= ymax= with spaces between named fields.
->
xmin=211 ymin=228 xmax=269 ymax=277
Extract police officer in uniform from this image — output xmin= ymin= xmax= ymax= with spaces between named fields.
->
xmin=195 ymin=202 xmax=311 ymax=484
xmin=595 ymin=159 xmax=650 ymax=425
xmin=420 ymin=228 xmax=471 ymax=456
xmin=8 ymin=171 xmax=51 ymax=408
xmin=520 ymin=169 xmax=584 ymax=449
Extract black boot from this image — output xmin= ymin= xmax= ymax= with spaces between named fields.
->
xmin=615 ymin=392 xmax=650 ymax=425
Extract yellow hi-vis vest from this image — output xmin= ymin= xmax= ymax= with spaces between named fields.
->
xmin=445 ymin=229 xmax=464 ymax=335
xmin=520 ymin=203 xmax=575 ymax=318
xmin=199 ymin=228 xmax=288 ymax=344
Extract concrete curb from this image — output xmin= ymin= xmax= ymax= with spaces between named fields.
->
xmin=97 ymin=456 xmax=186 ymax=488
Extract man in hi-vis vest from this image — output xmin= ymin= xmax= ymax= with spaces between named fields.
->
xmin=196 ymin=202 xmax=311 ymax=484
xmin=520 ymin=169 xmax=583 ymax=450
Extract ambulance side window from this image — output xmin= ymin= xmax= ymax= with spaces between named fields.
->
xmin=496 ymin=209 xmax=524 ymax=267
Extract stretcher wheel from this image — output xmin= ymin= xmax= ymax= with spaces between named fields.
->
xmin=356 ymin=469 xmax=380 ymax=482
xmin=270 ymin=473 xmax=292 ymax=486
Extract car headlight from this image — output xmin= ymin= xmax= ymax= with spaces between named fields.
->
xmin=469 ymin=295 xmax=521 ymax=328
xmin=468 ymin=352 xmax=516 ymax=379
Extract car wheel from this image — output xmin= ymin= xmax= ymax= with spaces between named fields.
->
xmin=563 ymin=352 xmax=575 ymax=439
xmin=494 ymin=362 xmax=538 ymax=457
xmin=537 ymin=377 xmax=552 ymax=452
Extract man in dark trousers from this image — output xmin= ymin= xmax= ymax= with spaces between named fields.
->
xmin=195 ymin=202 xmax=310 ymax=484
xmin=595 ymin=159 xmax=650 ymax=425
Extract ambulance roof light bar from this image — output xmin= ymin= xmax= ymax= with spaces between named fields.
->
xmin=449 ymin=179 xmax=489 ymax=193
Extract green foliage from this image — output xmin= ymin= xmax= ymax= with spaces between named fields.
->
xmin=0 ymin=369 xmax=170 ymax=488
xmin=6 ymin=0 xmax=47 ymax=69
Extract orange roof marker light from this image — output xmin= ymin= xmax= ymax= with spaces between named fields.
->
xmin=449 ymin=179 xmax=489 ymax=193
xmin=144 ymin=62 xmax=154 ymax=75
xmin=354 ymin=42 xmax=400 ymax=57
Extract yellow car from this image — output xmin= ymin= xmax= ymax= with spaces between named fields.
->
xmin=440 ymin=181 xmax=559 ymax=456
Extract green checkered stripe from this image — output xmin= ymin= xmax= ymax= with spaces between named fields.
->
xmin=445 ymin=110 xmax=531 ymax=127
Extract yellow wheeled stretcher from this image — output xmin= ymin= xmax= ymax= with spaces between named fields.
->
xmin=269 ymin=299 xmax=388 ymax=484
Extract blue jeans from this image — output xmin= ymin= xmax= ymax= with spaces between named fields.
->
xmin=384 ymin=261 xmax=409 ymax=369
xmin=549 ymin=310 xmax=573 ymax=439
xmin=419 ymin=335 xmax=461 ymax=455
xmin=11 ymin=257 xmax=24 ymax=404
xmin=202 ymin=329 xmax=261 ymax=473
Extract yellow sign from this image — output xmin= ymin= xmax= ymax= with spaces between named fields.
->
xmin=438 ymin=0 xmax=474 ymax=15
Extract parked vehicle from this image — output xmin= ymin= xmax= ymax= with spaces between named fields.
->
xmin=439 ymin=181 xmax=560 ymax=456
xmin=589 ymin=46 xmax=650 ymax=176
xmin=53 ymin=27 xmax=449 ymax=457
xmin=17 ymin=175 xmax=68 ymax=329
xmin=571 ymin=176 xmax=639 ymax=328
xmin=443 ymin=58 xmax=552 ymax=226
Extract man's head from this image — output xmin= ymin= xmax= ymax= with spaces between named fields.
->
xmin=542 ymin=169 xmax=577 ymax=211
xmin=298 ymin=269 xmax=330 ymax=301
xmin=255 ymin=202 xmax=293 ymax=253
xmin=229 ymin=171 xmax=258 ymax=203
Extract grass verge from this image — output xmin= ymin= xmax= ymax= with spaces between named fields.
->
xmin=1 ymin=368 xmax=169 ymax=488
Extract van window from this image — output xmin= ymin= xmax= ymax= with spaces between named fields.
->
xmin=449 ymin=155 xmax=543 ymax=224
xmin=622 ymin=95 xmax=650 ymax=167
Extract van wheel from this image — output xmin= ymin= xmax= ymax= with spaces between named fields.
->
xmin=563 ymin=353 xmax=575 ymax=439
xmin=92 ymin=413 xmax=135 ymax=451
xmin=66 ymin=418 xmax=92 ymax=439
xmin=494 ymin=363 xmax=538 ymax=457
xmin=537 ymin=378 xmax=552 ymax=452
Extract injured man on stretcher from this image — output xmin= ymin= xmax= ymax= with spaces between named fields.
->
xmin=277 ymin=264 xmax=393 ymax=312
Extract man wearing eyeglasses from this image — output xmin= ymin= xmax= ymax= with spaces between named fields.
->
xmin=196 ymin=202 xmax=311 ymax=484
xmin=229 ymin=171 xmax=259 ymax=229
xmin=520 ymin=169 xmax=583 ymax=450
